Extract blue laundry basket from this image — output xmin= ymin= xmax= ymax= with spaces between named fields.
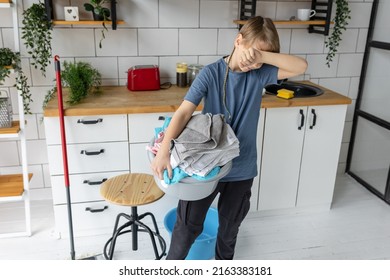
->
xmin=164 ymin=207 xmax=219 ymax=260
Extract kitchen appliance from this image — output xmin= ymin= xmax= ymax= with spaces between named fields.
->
xmin=127 ymin=65 xmax=160 ymax=91
xmin=0 ymin=90 xmax=12 ymax=128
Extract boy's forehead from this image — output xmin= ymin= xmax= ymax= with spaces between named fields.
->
xmin=253 ymin=40 xmax=271 ymax=52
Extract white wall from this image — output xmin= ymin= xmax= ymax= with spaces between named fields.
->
xmin=0 ymin=0 xmax=374 ymax=199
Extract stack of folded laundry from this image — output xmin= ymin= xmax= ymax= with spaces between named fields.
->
xmin=171 ymin=113 xmax=239 ymax=177
xmin=147 ymin=113 xmax=239 ymax=185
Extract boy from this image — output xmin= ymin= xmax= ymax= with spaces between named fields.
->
xmin=151 ymin=16 xmax=308 ymax=260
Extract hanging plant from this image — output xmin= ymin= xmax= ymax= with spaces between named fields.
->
xmin=84 ymin=0 xmax=111 ymax=48
xmin=0 ymin=48 xmax=31 ymax=114
xmin=325 ymin=0 xmax=351 ymax=67
xmin=21 ymin=1 xmax=53 ymax=76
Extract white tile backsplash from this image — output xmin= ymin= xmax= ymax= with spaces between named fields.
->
xmin=337 ymin=53 xmax=364 ymax=77
xmin=0 ymin=9 xmax=12 ymax=28
xmin=348 ymin=2 xmax=373 ymax=28
xmin=52 ymin=29 xmax=95 ymax=57
xmin=160 ymin=0 xmax=199 ymax=28
xmin=348 ymin=77 xmax=360 ymax=100
xmin=335 ymin=29 xmax=359 ymax=53
xmin=138 ymin=29 xmax=179 ymax=56
xmin=277 ymin=29 xmax=292 ymax=54
xmin=318 ymin=77 xmax=350 ymax=97
xmin=217 ymin=29 xmax=238 ymax=55
xmin=2 ymin=28 xmax=15 ymax=50
xmin=290 ymin=29 xmax=325 ymax=54
xmin=0 ymin=142 xmax=19 ymax=166
xmin=306 ymin=54 xmax=338 ymax=78
xmin=96 ymin=29 xmax=138 ymax=56
xmin=256 ymin=1 xmax=277 ymax=19
xmin=1 ymin=0 xmax=373 ymax=193
xmin=200 ymin=0 xmax=238 ymax=28
xmin=118 ymin=0 xmax=159 ymax=28
xmin=25 ymin=140 xmax=48 ymax=165
xmin=357 ymin=29 xmax=369 ymax=53
xmin=179 ymin=29 xmax=218 ymax=55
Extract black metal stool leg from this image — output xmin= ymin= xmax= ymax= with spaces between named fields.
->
xmin=142 ymin=212 xmax=166 ymax=254
xmin=105 ymin=213 xmax=133 ymax=260
xmin=131 ymin=207 xmax=138 ymax=251
xmin=103 ymin=210 xmax=166 ymax=260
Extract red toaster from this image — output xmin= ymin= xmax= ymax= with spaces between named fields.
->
xmin=127 ymin=65 xmax=160 ymax=91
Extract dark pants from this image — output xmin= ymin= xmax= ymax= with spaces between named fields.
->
xmin=166 ymin=178 xmax=253 ymax=260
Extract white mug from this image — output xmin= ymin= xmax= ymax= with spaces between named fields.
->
xmin=297 ymin=9 xmax=316 ymax=21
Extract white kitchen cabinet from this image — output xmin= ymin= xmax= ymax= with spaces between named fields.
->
xmin=258 ymin=105 xmax=347 ymax=211
xmin=296 ymin=105 xmax=347 ymax=207
xmin=44 ymin=114 xmax=130 ymax=237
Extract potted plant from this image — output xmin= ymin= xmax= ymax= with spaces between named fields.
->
xmin=21 ymin=1 xmax=53 ymax=77
xmin=43 ymin=61 xmax=102 ymax=108
xmin=84 ymin=0 xmax=111 ymax=48
xmin=325 ymin=0 xmax=351 ymax=67
xmin=84 ymin=0 xmax=111 ymax=21
xmin=0 ymin=48 xmax=31 ymax=114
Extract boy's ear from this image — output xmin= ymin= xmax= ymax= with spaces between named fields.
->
xmin=234 ymin=34 xmax=243 ymax=47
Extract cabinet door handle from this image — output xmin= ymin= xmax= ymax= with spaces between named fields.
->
xmin=85 ymin=206 xmax=108 ymax=213
xmin=83 ymin=178 xmax=107 ymax=185
xmin=80 ymin=149 xmax=105 ymax=156
xmin=310 ymin=109 xmax=317 ymax=129
xmin=298 ymin=109 xmax=305 ymax=130
xmin=77 ymin=118 xmax=103 ymax=125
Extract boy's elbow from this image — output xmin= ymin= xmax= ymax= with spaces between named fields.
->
xmin=298 ymin=59 xmax=308 ymax=75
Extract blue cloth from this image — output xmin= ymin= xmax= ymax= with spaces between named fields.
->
xmin=184 ymin=58 xmax=278 ymax=181
xmin=154 ymin=117 xmax=172 ymax=139
xmin=163 ymin=166 xmax=221 ymax=185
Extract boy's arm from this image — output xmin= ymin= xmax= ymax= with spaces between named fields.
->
xmin=239 ymin=48 xmax=308 ymax=80
xmin=260 ymin=51 xmax=308 ymax=80
xmin=151 ymin=100 xmax=197 ymax=180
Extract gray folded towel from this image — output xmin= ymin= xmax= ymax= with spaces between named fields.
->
xmin=171 ymin=113 xmax=239 ymax=177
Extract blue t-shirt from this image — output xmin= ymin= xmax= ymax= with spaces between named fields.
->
xmin=184 ymin=57 xmax=278 ymax=181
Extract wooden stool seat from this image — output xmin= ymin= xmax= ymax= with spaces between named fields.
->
xmin=100 ymin=173 xmax=164 ymax=206
xmin=100 ymin=173 xmax=166 ymax=260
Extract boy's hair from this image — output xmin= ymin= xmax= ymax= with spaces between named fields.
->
xmin=239 ymin=16 xmax=280 ymax=53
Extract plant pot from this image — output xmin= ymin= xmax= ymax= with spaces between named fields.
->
xmin=92 ymin=12 xmax=105 ymax=21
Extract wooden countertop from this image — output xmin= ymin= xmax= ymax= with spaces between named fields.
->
xmin=43 ymin=81 xmax=351 ymax=117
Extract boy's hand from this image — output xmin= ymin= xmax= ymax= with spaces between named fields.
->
xmin=151 ymin=152 xmax=172 ymax=180
xmin=238 ymin=47 xmax=263 ymax=72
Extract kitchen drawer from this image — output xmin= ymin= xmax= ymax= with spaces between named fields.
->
xmin=128 ymin=113 xmax=173 ymax=143
xmin=44 ymin=114 xmax=128 ymax=145
xmin=47 ymin=142 xmax=129 ymax=175
xmin=129 ymin=143 xmax=153 ymax=174
xmin=51 ymin=171 xmax=127 ymax=205
xmin=53 ymin=201 xmax=124 ymax=237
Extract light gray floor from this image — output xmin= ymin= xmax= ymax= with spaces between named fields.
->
xmin=0 ymin=174 xmax=389 ymax=260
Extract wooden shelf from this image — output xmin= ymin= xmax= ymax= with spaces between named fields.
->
xmin=0 ymin=173 xmax=33 ymax=198
xmin=0 ymin=0 xmax=11 ymax=8
xmin=233 ymin=19 xmax=331 ymax=26
xmin=52 ymin=20 xmax=125 ymax=26
xmin=0 ymin=121 xmax=20 ymax=135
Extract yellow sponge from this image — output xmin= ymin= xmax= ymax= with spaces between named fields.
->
xmin=277 ymin=89 xmax=294 ymax=99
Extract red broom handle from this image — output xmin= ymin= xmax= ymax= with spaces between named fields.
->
xmin=54 ymin=55 xmax=70 ymax=188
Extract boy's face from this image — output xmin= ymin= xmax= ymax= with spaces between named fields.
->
xmin=236 ymin=36 xmax=271 ymax=72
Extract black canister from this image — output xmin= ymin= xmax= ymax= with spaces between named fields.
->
xmin=176 ymin=62 xmax=187 ymax=87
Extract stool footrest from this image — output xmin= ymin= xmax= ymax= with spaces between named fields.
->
xmin=103 ymin=210 xmax=166 ymax=260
